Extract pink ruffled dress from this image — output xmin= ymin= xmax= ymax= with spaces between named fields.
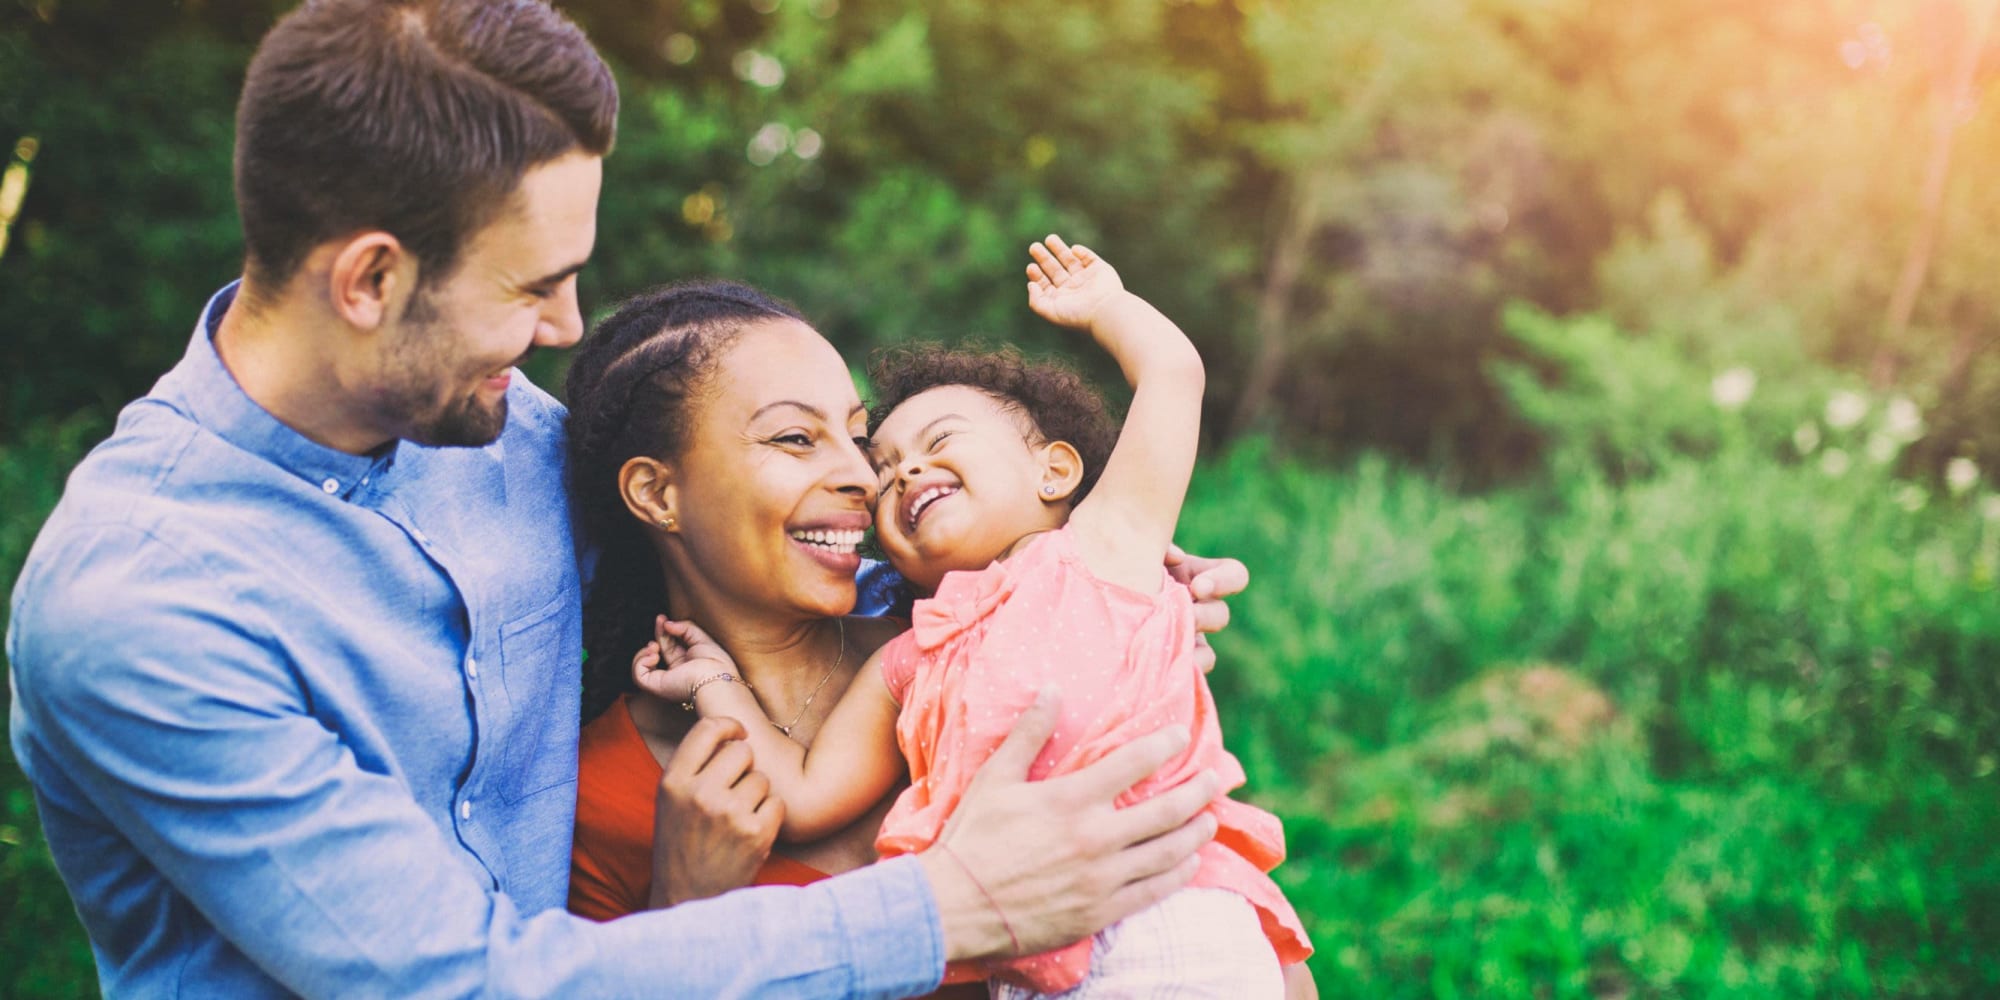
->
xmin=874 ymin=525 xmax=1312 ymax=992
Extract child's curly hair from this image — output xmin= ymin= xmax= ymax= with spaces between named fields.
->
xmin=867 ymin=343 xmax=1120 ymax=503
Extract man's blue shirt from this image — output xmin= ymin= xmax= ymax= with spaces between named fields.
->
xmin=6 ymin=285 xmax=944 ymax=997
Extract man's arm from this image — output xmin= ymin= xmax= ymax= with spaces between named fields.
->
xmin=11 ymin=549 xmax=942 ymax=999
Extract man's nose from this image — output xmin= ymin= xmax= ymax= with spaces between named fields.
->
xmin=536 ymin=280 xmax=583 ymax=349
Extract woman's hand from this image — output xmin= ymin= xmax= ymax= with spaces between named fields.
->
xmin=1165 ymin=544 xmax=1250 ymax=672
xmin=648 ymin=716 xmax=784 ymax=908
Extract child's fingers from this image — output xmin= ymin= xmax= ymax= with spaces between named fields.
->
xmin=1028 ymin=240 xmax=1068 ymax=283
xmin=1027 ymin=262 xmax=1051 ymax=287
xmin=1070 ymin=244 xmax=1098 ymax=267
xmin=1044 ymin=234 xmax=1083 ymax=272
xmin=666 ymin=618 xmax=726 ymax=654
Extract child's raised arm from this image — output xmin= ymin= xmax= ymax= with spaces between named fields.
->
xmin=635 ymin=618 xmax=906 ymax=843
xmin=1026 ymin=235 xmax=1204 ymax=593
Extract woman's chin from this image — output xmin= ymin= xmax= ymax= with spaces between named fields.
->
xmin=782 ymin=540 xmax=862 ymax=617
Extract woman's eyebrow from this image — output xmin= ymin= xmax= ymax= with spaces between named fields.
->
xmin=748 ymin=400 xmax=825 ymax=422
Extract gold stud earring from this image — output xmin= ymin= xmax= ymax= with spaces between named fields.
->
xmin=659 ymin=515 xmax=677 ymax=530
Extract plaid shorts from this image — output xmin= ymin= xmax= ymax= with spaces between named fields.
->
xmin=990 ymin=888 xmax=1285 ymax=999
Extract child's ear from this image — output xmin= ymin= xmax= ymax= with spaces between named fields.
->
xmin=619 ymin=456 xmax=682 ymax=534
xmin=1037 ymin=440 xmax=1085 ymax=503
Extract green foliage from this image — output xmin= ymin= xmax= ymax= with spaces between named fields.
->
xmin=1 ymin=415 xmax=106 ymax=998
xmin=1179 ymin=437 xmax=1999 ymax=997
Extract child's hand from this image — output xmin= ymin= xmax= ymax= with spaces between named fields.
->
xmin=1026 ymin=234 xmax=1125 ymax=330
xmin=631 ymin=615 xmax=741 ymax=705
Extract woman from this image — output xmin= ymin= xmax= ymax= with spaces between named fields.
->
xmin=562 ymin=281 xmax=1253 ymax=996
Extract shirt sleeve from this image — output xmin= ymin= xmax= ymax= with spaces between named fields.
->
xmin=853 ymin=559 xmax=912 ymax=619
xmin=9 ymin=528 xmax=945 ymax=999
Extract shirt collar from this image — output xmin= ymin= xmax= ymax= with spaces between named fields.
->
xmin=162 ymin=281 xmax=398 ymax=501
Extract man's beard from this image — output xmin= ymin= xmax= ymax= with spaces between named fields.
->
xmin=411 ymin=389 xmax=510 ymax=448
xmin=382 ymin=289 xmax=518 ymax=449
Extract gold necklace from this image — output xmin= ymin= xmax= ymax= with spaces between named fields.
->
xmin=773 ymin=617 xmax=844 ymax=738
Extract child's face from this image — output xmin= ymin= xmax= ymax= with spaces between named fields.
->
xmin=869 ymin=385 xmax=1066 ymax=593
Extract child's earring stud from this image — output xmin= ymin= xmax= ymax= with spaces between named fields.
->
xmin=659 ymin=515 xmax=677 ymax=530
xmin=1042 ymin=484 xmax=1058 ymax=497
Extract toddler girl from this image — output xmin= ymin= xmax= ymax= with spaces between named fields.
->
xmin=642 ymin=236 xmax=1312 ymax=996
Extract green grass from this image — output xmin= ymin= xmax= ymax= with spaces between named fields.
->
xmin=1181 ymin=441 xmax=2000 ymax=998
xmin=3 ymin=427 xmax=1996 ymax=996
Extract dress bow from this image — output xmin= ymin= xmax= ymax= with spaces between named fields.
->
xmin=909 ymin=564 xmax=1018 ymax=650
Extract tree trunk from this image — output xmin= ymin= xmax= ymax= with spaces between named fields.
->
xmin=1873 ymin=0 xmax=1998 ymax=387
xmin=1230 ymin=174 xmax=1326 ymax=436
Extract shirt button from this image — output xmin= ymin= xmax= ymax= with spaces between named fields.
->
xmin=321 ymin=478 xmax=339 ymax=494
xmin=459 ymin=801 xmax=472 ymax=821
xmin=466 ymin=657 xmax=479 ymax=680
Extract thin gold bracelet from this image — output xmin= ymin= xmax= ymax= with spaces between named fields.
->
xmin=682 ymin=672 xmax=749 ymax=712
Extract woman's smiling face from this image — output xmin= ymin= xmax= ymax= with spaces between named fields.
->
xmin=665 ymin=317 xmax=875 ymax=621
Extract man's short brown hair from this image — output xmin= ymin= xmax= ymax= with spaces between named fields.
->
xmin=234 ymin=0 xmax=617 ymax=295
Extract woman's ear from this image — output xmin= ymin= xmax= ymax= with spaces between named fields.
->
xmin=619 ymin=455 xmax=680 ymax=533
xmin=1037 ymin=440 xmax=1085 ymax=503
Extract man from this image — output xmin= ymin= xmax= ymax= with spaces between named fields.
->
xmin=6 ymin=1 xmax=1241 ymax=996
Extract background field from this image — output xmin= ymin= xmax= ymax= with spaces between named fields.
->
xmin=4 ymin=0 xmax=1999 ymax=996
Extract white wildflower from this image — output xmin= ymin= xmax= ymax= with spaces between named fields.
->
xmin=1866 ymin=432 xmax=1899 ymax=465
xmin=1793 ymin=422 xmax=1822 ymax=456
xmin=1884 ymin=396 xmax=1924 ymax=442
xmin=746 ymin=122 xmax=791 ymax=165
xmin=732 ymin=50 xmax=786 ymax=89
xmin=1711 ymin=367 xmax=1756 ymax=411
xmin=1894 ymin=483 xmax=1927 ymax=513
xmin=1946 ymin=457 xmax=1980 ymax=496
xmin=1983 ymin=495 xmax=2000 ymax=522
xmin=1825 ymin=390 xmax=1868 ymax=430
xmin=1821 ymin=448 xmax=1851 ymax=477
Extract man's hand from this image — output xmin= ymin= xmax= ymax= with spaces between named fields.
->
xmin=1166 ymin=544 xmax=1249 ymax=672
xmin=648 ymin=717 xmax=783 ymax=909
xmin=917 ymin=690 xmax=1218 ymax=961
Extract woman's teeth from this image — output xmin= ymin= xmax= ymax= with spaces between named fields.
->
xmin=790 ymin=528 xmax=864 ymax=553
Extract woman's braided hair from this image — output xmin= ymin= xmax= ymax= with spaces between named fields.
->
xmin=867 ymin=343 xmax=1120 ymax=504
xmin=566 ymin=279 xmax=807 ymax=722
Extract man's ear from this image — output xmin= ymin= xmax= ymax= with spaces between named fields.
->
xmin=326 ymin=231 xmax=413 ymax=331
xmin=1037 ymin=440 xmax=1085 ymax=503
xmin=620 ymin=455 xmax=681 ymax=533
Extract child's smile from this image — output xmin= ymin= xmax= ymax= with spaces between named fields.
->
xmin=901 ymin=480 xmax=961 ymax=534
xmin=869 ymin=385 xmax=1072 ymax=592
